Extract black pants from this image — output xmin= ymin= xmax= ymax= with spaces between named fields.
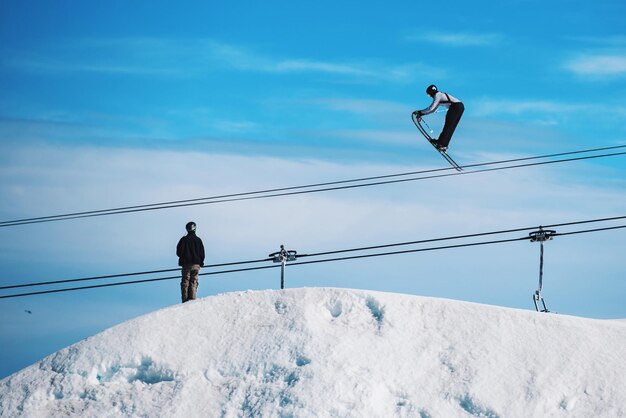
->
xmin=438 ymin=102 xmax=464 ymax=147
xmin=181 ymin=264 xmax=200 ymax=303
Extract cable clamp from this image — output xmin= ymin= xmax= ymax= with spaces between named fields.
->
xmin=269 ymin=245 xmax=297 ymax=263
xmin=529 ymin=226 xmax=556 ymax=242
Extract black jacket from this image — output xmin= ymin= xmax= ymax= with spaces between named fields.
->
xmin=176 ymin=232 xmax=205 ymax=267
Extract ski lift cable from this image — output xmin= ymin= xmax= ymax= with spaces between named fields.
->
xmin=1 ymin=214 xmax=624 ymax=291
xmin=2 ymin=150 xmax=626 ymax=228
xmin=553 ymin=224 xmax=626 ymax=237
xmin=3 ymin=145 xmax=624 ymax=226
xmin=1 ymin=145 xmax=625 ymax=228
xmin=0 ymin=265 xmax=281 ymax=300
xmin=1 ymin=223 xmax=624 ymax=300
xmin=0 ymin=257 xmax=273 ymax=290
xmin=291 ymin=224 xmax=626 ymax=267
xmin=298 ymin=214 xmax=626 ymax=258
xmin=291 ymin=236 xmax=530 ymax=267
xmin=0 ymin=237 xmax=533 ymax=299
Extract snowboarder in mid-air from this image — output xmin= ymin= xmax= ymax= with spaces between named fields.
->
xmin=413 ymin=84 xmax=464 ymax=152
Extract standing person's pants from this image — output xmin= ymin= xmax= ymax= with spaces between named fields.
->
xmin=181 ymin=264 xmax=201 ymax=303
xmin=439 ymin=102 xmax=464 ymax=148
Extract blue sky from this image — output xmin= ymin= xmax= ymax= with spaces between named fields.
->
xmin=1 ymin=0 xmax=625 ymax=378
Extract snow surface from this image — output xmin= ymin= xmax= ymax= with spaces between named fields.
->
xmin=1 ymin=288 xmax=625 ymax=417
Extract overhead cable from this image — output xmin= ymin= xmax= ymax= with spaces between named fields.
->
xmin=2 ymin=215 xmax=624 ymax=291
xmin=1 ymin=221 xmax=624 ymax=300
xmin=3 ymin=214 xmax=624 ymax=291
xmin=0 ymin=257 xmax=272 ymax=290
xmin=1 ymin=145 xmax=625 ymax=228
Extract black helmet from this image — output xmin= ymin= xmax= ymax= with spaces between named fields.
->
xmin=185 ymin=221 xmax=197 ymax=232
xmin=426 ymin=84 xmax=438 ymax=97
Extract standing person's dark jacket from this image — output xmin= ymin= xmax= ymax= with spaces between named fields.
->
xmin=177 ymin=231 xmax=205 ymax=267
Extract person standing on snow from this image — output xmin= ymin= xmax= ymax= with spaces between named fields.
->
xmin=176 ymin=221 xmax=205 ymax=303
xmin=413 ymin=84 xmax=464 ymax=152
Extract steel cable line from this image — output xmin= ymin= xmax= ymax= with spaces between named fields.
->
xmin=0 ymin=257 xmax=272 ymax=290
xmin=292 ymin=225 xmax=626 ymax=268
xmin=554 ymin=224 xmax=626 ymax=237
xmin=2 ymin=150 xmax=626 ymax=227
xmin=545 ymin=215 xmax=626 ymax=229
xmin=2 ymin=145 xmax=625 ymax=228
xmin=2 ymin=222 xmax=624 ymax=299
xmin=0 ymin=265 xmax=281 ymax=299
xmin=0 ymin=237 xmax=530 ymax=299
xmin=298 ymin=214 xmax=626 ymax=258
xmin=291 ymin=236 xmax=531 ymax=267
xmin=2 ymin=214 xmax=625 ymax=291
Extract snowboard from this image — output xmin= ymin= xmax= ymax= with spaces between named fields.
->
xmin=412 ymin=114 xmax=462 ymax=172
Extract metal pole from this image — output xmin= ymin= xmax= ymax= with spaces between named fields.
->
xmin=280 ymin=259 xmax=286 ymax=290
xmin=539 ymin=240 xmax=544 ymax=294
xmin=269 ymin=245 xmax=297 ymax=290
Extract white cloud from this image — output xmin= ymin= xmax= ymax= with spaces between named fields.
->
xmin=211 ymin=119 xmax=259 ymax=134
xmin=4 ymin=57 xmax=181 ymax=76
xmin=1 ymin=142 xmax=623 ymax=256
xmin=472 ymin=99 xmax=589 ymax=117
xmin=311 ymin=98 xmax=410 ymax=115
xmin=566 ymin=36 xmax=626 ymax=47
xmin=4 ymin=38 xmax=189 ymax=76
xmin=3 ymin=38 xmax=443 ymax=83
xmin=407 ymin=32 xmax=503 ymax=47
xmin=210 ymin=43 xmax=441 ymax=81
xmin=1 ymin=142 xmax=624 ymax=319
xmin=565 ymin=54 xmax=626 ymax=76
xmin=328 ymin=129 xmax=418 ymax=146
xmin=271 ymin=59 xmax=372 ymax=76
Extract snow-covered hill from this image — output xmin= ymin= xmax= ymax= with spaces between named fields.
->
xmin=1 ymin=288 xmax=625 ymax=417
